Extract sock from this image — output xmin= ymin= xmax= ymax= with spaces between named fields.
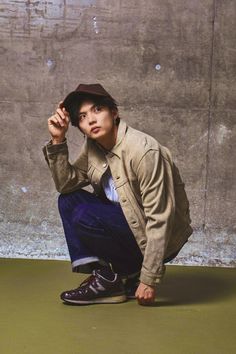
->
xmin=96 ymin=265 xmax=116 ymax=281
xmin=89 ymin=262 xmax=116 ymax=281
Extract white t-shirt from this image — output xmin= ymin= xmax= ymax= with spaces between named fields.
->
xmin=101 ymin=168 xmax=120 ymax=204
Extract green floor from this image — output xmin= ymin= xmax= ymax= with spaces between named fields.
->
xmin=0 ymin=259 xmax=235 ymax=354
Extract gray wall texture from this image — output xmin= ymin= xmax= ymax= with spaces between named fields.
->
xmin=0 ymin=0 xmax=235 ymax=267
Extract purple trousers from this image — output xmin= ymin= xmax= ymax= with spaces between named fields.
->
xmin=58 ymin=189 xmax=143 ymax=276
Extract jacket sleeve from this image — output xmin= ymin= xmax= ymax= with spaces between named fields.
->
xmin=136 ymin=148 xmax=175 ymax=286
xmin=42 ymin=139 xmax=90 ymax=193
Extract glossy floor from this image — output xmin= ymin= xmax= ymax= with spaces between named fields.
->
xmin=1 ymin=258 xmax=235 ymax=354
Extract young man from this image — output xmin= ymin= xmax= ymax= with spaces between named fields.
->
xmin=43 ymin=83 xmax=192 ymax=306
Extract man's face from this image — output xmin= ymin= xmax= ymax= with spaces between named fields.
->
xmin=77 ymin=100 xmax=118 ymax=143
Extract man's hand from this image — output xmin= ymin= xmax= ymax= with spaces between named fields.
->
xmin=135 ymin=282 xmax=157 ymax=305
xmin=48 ymin=101 xmax=70 ymax=144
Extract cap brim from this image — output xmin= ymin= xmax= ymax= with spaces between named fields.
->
xmin=63 ymin=90 xmax=110 ymax=110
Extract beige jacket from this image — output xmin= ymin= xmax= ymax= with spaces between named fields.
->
xmin=43 ymin=120 xmax=192 ymax=286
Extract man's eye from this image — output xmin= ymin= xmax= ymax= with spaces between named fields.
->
xmin=94 ymin=106 xmax=102 ymax=113
xmin=79 ymin=114 xmax=86 ymax=121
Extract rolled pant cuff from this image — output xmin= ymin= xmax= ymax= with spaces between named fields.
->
xmin=71 ymin=257 xmax=112 ymax=274
xmin=72 ymin=257 xmax=99 ymax=274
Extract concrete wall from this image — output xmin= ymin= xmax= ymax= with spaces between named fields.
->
xmin=0 ymin=0 xmax=235 ymax=266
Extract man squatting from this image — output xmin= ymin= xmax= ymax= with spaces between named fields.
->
xmin=43 ymin=83 xmax=193 ymax=306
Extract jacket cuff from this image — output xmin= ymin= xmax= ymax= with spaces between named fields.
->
xmin=45 ymin=139 xmax=68 ymax=155
xmin=140 ymin=265 xmax=166 ymax=286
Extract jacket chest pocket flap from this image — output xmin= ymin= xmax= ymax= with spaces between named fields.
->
xmin=114 ymin=177 xmax=129 ymax=189
xmin=87 ymin=164 xmax=103 ymax=187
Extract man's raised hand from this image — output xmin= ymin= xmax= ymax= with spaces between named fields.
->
xmin=48 ymin=101 xmax=70 ymax=144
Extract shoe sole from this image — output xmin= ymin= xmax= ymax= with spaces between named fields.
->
xmin=62 ymin=294 xmax=127 ymax=305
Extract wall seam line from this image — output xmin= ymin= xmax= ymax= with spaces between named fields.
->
xmin=203 ymin=0 xmax=216 ymax=230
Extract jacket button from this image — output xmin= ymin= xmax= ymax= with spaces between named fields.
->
xmin=102 ymin=163 xmax=107 ymax=168
xmin=116 ymin=176 xmax=120 ymax=179
xmin=131 ymin=220 xmax=137 ymax=225
xmin=122 ymin=198 xmax=126 ymax=203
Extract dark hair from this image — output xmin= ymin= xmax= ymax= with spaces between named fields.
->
xmin=63 ymin=93 xmax=119 ymax=127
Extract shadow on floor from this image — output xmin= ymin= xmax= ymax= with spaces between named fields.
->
xmin=59 ymin=266 xmax=236 ymax=308
xmin=157 ymin=267 xmax=236 ymax=306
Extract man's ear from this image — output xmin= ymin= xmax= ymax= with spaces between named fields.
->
xmin=112 ymin=108 xmax=118 ymax=120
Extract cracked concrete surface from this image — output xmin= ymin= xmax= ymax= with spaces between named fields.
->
xmin=0 ymin=0 xmax=235 ymax=267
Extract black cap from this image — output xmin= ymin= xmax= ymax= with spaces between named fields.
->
xmin=62 ymin=83 xmax=117 ymax=126
xmin=63 ymin=83 xmax=115 ymax=108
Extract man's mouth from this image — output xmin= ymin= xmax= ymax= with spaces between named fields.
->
xmin=91 ymin=127 xmax=100 ymax=133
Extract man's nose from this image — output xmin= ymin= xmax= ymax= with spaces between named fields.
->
xmin=88 ymin=113 xmax=97 ymax=125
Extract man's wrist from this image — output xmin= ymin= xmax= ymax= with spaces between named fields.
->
xmin=52 ymin=137 xmax=66 ymax=145
xmin=140 ymin=282 xmax=156 ymax=289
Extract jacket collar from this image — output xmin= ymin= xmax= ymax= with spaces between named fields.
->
xmin=93 ymin=119 xmax=128 ymax=158
xmin=111 ymin=119 xmax=127 ymax=155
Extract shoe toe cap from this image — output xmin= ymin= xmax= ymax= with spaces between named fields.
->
xmin=60 ymin=290 xmax=76 ymax=301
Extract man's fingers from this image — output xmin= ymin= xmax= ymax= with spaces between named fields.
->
xmin=56 ymin=108 xmax=66 ymax=120
xmin=144 ymin=289 xmax=154 ymax=300
xmin=57 ymin=101 xmax=70 ymax=116
xmin=55 ymin=112 xmax=66 ymax=127
xmin=48 ymin=116 xmax=60 ymax=128
xmin=135 ymin=283 xmax=156 ymax=305
xmin=136 ymin=291 xmax=156 ymax=305
xmin=137 ymin=296 xmax=155 ymax=306
xmin=58 ymin=101 xmax=64 ymax=109
xmin=62 ymin=108 xmax=70 ymax=122
xmin=56 ymin=110 xmax=70 ymax=126
xmin=48 ymin=114 xmax=64 ymax=128
xmin=137 ymin=297 xmax=151 ymax=306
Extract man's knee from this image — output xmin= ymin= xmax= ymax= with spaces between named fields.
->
xmin=58 ymin=193 xmax=71 ymax=214
xmin=71 ymin=204 xmax=93 ymax=227
xmin=58 ymin=190 xmax=84 ymax=214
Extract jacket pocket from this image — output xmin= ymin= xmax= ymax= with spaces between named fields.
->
xmin=87 ymin=164 xmax=102 ymax=195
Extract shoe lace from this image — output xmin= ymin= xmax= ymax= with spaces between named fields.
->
xmin=75 ymin=270 xmax=99 ymax=294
